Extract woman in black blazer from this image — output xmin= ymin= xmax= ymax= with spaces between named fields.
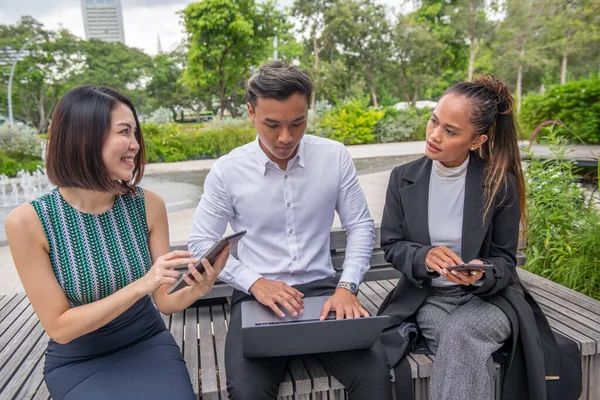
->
xmin=377 ymin=76 xmax=580 ymax=400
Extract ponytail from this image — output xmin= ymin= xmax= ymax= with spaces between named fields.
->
xmin=444 ymin=75 xmax=526 ymax=225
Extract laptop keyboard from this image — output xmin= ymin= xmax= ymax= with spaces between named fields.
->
xmin=255 ymin=316 xmax=336 ymax=326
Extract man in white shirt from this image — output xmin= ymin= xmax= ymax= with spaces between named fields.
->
xmin=189 ymin=61 xmax=391 ymax=400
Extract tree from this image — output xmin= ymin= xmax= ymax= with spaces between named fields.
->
xmin=322 ymin=0 xmax=392 ymax=107
xmin=0 ymin=17 xmax=85 ymax=131
xmin=146 ymin=47 xmax=193 ymax=122
xmin=389 ymin=14 xmax=446 ymax=103
xmin=182 ymin=0 xmax=284 ymax=118
xmin=291 ymin=0 xmax=338 ymax=110
xmin=494 ymin=0 xmax=552 ymax=112
xmin=451 ymin=0 xmax=495 ymax=80
xmin=75 ymin=38 xmax=152 ymax=110
xmin=547 ymin=0 xmax=600 ymax=84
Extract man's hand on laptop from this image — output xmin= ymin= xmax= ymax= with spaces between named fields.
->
xmin=320 ymin=289 xmax=370 ymax=320
xmin=249 ymin=278 xmax=305 ymax=318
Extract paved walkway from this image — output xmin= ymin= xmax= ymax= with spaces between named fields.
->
xmin=1 ymin=141 xmax=598 ymax=294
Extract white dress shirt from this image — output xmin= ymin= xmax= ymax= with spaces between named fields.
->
xmin=188 ymin=134 xmax=375 ymax=294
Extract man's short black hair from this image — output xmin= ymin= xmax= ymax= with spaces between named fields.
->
xmin=247 ymin=60 xmax=313 ymax=108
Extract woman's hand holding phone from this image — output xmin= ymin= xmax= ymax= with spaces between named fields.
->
xmin=181 ymin=245 xmax=231 ymax=298
xmin=425 ymin=247 xmax=485 ymax=286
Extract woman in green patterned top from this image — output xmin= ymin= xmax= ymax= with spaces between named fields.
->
xmin=5 ymin=86 xmax=229 ymax=400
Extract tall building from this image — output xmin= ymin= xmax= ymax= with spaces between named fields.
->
xmin=81 ymin=0 xmax=125 ymax=44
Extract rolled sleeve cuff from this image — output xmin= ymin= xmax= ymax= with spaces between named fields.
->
xmin=234 ymin=268 xmax=264 ymax=294
xmin=413 ymin=245 xmax=435 ymax=280
xmin=339 ymin=265 xmax=364 ymax=287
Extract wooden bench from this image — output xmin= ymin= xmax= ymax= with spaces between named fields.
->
xmin=0 ymin=228 xmax=597 ymax=399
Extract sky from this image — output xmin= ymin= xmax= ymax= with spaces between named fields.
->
xmin=0 ymin=0 xmax=404 ymax=56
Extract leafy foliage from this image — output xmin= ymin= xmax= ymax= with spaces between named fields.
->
xmin=317 ymin=99 xmax=384 ymax=144
xmin=525 ymin=131 xmax=600 ymax=299
xmin=142 ymin=122 xmax=255 ymax=163
xmin=374 ymin=107 xmax=430 ymax=143
xmin=521 ymin=78 xmax=600 ymax=144
xmin=0 ymin=124 xmax=43 ymax=176
xmin=181 ymin=0 xmax=288 ymax=117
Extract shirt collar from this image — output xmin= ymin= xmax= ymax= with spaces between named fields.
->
xmin=253 ymin=136 xmax=271 ymax=175
xmin=253 ymin=135 xmax=306 ymax=175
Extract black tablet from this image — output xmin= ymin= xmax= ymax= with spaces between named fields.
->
xmin=167 ymin=230 xmax=246 ymax=294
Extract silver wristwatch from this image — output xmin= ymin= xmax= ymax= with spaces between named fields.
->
xmin=336 ymin=281 xmax=359 ymax=295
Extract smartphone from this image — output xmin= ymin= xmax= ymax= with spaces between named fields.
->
xmin=167 ymin=230 xmax=246 ymax=295
xmin=445 ymin=263 xmax=494 ymax=272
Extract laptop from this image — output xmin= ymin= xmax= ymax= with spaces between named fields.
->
xmin=241 ymin=296 xmax=390 ymax=358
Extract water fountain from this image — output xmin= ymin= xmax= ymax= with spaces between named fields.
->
xmin=0 ymin=141 xmax=52 ymax=207
xmin=0 ymin=141 xmax=54 ymax=243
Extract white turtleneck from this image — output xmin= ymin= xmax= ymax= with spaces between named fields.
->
xmin=428 ymin=154 xmax=469 ymax=287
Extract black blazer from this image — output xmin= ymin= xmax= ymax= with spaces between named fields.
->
xmin=377 ymin=154 xmax=581 ymax=400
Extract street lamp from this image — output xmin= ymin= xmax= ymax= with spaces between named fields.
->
xmin=7 ymin=34 xmax=44 ymax=126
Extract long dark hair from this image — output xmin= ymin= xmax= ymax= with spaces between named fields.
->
xmin=47 ymin=86 xmax=145 ymax=196
xmin=444 ymin=75 xmax=526 ymax=224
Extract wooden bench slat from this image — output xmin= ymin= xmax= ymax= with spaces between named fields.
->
xmin=184 ymin=308 xmax=199 ymax=398
xmin=373 ymin=279 xmax=395 ymax=295
xmin=531 ymin=289 xmax=600 ymax=339
xmin=13 ymin=343 xmax=46 ymax=400
xmin=0 ymin=311 xmax=39 ymax=372
xmin=0 ymin=321 xmax=44 ymax=390
xmin=31 ymin=381 xmax=50 ymax=400
xmin=277 ymin=370 xmax=294 ymax=397
xmin=364 ymin=281 xmax=390 ymax=303
xmin=537 ymin=304 xmax=598 ymax=353
xmin=518 ymin=269 xmax=600 ymax=314
xmin=1 ymin=330 xmax=47 ymax=398
xmin=356 ymin=292 xmax=378 ymax=316
xmin=589 ymin=355 xmax=599 ymax=400
xmin=198 ymin=306 xmax=218 ymax=399
xmin=580 ymin=356 xmax=591 ymax=400
xmin=211 ymin=304 xmax=229 ymax=397
xmin=170 ymin=310 xmax=184 ymax=350
xmin=0 ymin=294 xmax=26 ymax=326
xmin=287 ymin=357 xmax=312 ymax=395
xmin=358 ymin=284 xmax=384 ymax=309
xmin=301 ymin=355 xmax=331 ymax=392
xmin=543 ymin=314 xmax=595 ymax=355
xmin=410 ymin=353 xmax=433 ymax=378
xmin=405 ymin=354 xmax=419 ymax=378
xmin=0 ymin=294 xmax=12 ymax=314
xmin=224 ymin=303 xmax=231 ymax=323
xmin=0 ymin=304 xmax=34 ymax=353
xmin=525 ymin=285 xmax=600 ymax=329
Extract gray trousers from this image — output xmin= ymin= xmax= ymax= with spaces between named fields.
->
xmin=416 ymin=286 xmax=511 ymax=400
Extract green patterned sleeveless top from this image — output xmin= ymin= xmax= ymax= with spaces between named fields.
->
xmin=31 ymin=187 xmax=152 ymax=307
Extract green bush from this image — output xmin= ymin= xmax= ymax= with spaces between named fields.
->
xmin=525 ymin=130 xmax=600 ymax=300
xmin=0 ymin=153 xmax=43 ymax=177
xmin=317 ymin=99 xmax=384 ymax=145
xmin=0 ymin=124 xmax=44 ymax=177
xmin=521 ymin=78 xmax=600 ymax=144
xmin=141 ymin=121 xmax=255 ymax=163
xmin=374 ymin=107 xmax=430 ymax=143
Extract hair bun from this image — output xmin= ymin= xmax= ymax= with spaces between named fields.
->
xmin=474 ymin=74 xmax=514 ymax=115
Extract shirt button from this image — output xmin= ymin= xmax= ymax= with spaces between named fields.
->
xmin=284 ymin=175 xmax=289 ymax=179
xmin=291 ymin=272 xmax=296 ymax=277
xmin=293 ymin=256 xmax=297 ymax=261
xmin=287 ymin=202 xmax=291 ymax=208
xmin=289 ymin=229 xmax=293 ymax=234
